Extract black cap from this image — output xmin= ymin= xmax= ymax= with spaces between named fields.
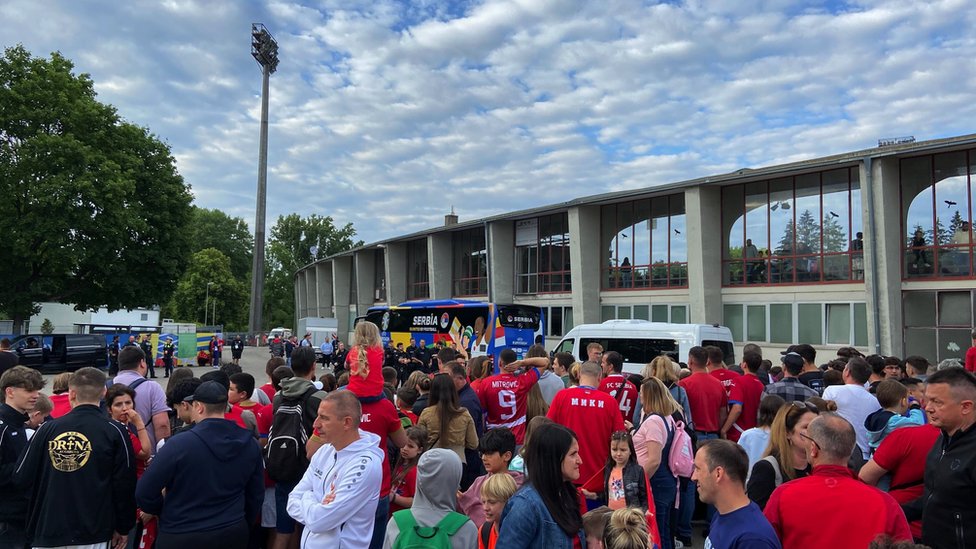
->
xmin=781 ymin=352 xmax=804 ymax=370
xmin=183 ymin=380 xmax=228 ymax=404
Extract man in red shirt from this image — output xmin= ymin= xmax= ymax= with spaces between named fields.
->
xmin=599 ymin=351 xmax=639 ymax=424
xmin=707 ymin=345 xmax=739 ymax=398
xmin=859 ymin=423 xmax=940 ymax=539
xmin=720 ymin=351 xmax=764 ymax=442
xmin=679 ymin=346 xmax=727 ymax=438
xmin=478 ymin=348 xmax=541 ymax=445
xmin=548 ymin=361 xmax=625 ymax=489
xmin=764 ymin=414 xmax=912 ymax=547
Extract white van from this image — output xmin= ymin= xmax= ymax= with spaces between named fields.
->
xmin=553 ymin=320 xmax=735 ymax=375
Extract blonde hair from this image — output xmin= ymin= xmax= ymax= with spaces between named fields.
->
xmin=763 ymin=401 xmax=818 ymax=481
xmin=645 ymin=355 xmax=678 ymax=385
xmin=639 ymin=377 xmax=680 ymax=417
xmin=352 ymin=321 xmax=382 ymax=379
xmin=480 ymin=471 xmax=517 ymax=502
xmin=603 ymin=507 xmax=648 ymax=549
xmin=526 ymin=385 xmax=549 ymax=422
xmin=404 ymin=370 xmax=427 ymax=392
xmin=568 ymin=362 xmax=582 ymax=386
xmin=52 ymin=372 xmax=73 ymax=395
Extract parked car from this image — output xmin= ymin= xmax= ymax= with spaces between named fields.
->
xmin=8 ymin=334 xmax=108 ymax=373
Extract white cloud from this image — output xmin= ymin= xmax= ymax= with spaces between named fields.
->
xmin=3 ymin=0 xmax=975 ymax=244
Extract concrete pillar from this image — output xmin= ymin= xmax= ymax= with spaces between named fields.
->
xmin=488 ymin=221 xmax=515 ymax=303
xmin=568 ymin=206 xmax=601 ymax=324
xmin=304 ymin=267 xmax=317 ymax=318
xmin=354 ymin=251 xmax=376 ymax=316
xmin=385 ymin=242 xmax=408 ymax=306
xmin=315 ymin=262 xmax=333 ymax=317
xmin=686 ymin=186 xmax=723 ymax=324
xmin=865 ymin=157 xmax=902 ymax=356
xmin=295 ymin=271 xmax=308 ymax=321
xmin=333 ymin=256 xmax=353 ymax=339
xmin=429 ymin=232 xmax=453 ymax=299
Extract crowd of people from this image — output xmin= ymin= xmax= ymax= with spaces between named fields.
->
xmin=1 ymin=325 xmax=975 ymax=549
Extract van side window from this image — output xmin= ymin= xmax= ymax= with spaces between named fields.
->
xmin=555 ymin=339 xmax=575 ymax=355
xmin=702 ymin=340 xmax=735 ymax=365
xmin=580 ymin=338 xmax=678 ymax=365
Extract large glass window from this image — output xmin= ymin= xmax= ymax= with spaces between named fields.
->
xmin=903 ymin=290 xmax=974 ymax=363
xmin=516 ymin=214 xmax=571 ymax=294
xmin=723 ymin=302 xmax=866 ymax=346
xmin=722 ymin=167 xmax=861 ymax=285
xmin=602 ymin=194 xmax=688 ymax=289
xmin=902 ymin=150 xmax=976 ymax=279
xmin=406 ymin=239 xmax=429 ymax=299
xmin=452 ymin=228 xmax=487 ymax=297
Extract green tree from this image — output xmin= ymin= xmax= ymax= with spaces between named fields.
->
xmin=0 ymin=45 xmax=192 ymax=332
xmin=822 ymin=214 xmax=848 ymax=253
xmin=168 ymin=248 xmax=248 ymax=328
xmin=188 ymin=206 xmax=253 ymax=280
xmin=264 ymin=214 xmax=362 ymax=329
xmin=40 ymin=318 xmax=53 ymax=334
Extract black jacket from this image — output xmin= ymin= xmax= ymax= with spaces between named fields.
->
xmin=14 ymin=404 xmax=136 ymax=546
xmin=599 ymin=461 xmax=649 ymax=511
xmin=903 ymin=423 xmax=976 ymax=548
xmin=0 ymin=402 xmax=30 ymax=523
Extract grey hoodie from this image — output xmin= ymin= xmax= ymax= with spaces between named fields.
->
xmin=383 ymin=448 xmax=479 ymax=549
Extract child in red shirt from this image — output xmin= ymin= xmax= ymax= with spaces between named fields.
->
xmin=345 ymin=321 xmax=385 ymax=398
xmin=390 ymin=426 xmax=427 ymax=514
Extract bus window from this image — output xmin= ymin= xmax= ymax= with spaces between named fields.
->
xmin=702 ymin=340 xmax=735 ymax=365
xmin=497 ymin=305 xmax=542 ymax=330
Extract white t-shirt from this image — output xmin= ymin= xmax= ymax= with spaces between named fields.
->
xmin=737 ymin=427 xmax=770 ymax=471
xmin=822 ymin=383 xmax=881 ymax=459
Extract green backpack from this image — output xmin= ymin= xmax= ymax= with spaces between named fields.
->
xmin=391 ymin=509 xmax=469 ymax=549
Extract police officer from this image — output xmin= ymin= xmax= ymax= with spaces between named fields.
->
xmin=140 ymin=336 xmax=156 ymax=378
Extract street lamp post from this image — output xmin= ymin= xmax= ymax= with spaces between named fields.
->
xmin=248 ymin=23 xmax=279 ymax=335
xmin=205 ymin=281 xmax=213 ymax=326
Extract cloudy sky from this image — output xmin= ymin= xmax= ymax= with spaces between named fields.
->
xmin=3 ymin=0 xmax=975 ymax=244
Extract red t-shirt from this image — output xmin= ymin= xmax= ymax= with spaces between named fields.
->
xmin=389 ymin=464 xmax=417 ymax=515
xmin=547 ymin=386 xmax=625 ymax=488
xmin=478 ymin=368 xmax=540 ymax=444
xmin=872 ymin=424 xmax=941 ymax=538
xmin=128 ymin=430 xmax=146 ymax=478
xmin=966 ymin=346 xmax=976 ymax=373
xmin=679 ymin=372 xmax=728 ymax=433
xmin=259 ymin=383 xmax=276 ymax=403
xmin=346 ymin=345 xmax=386 ymax=397
xmin=710 ymin=368 xmax=740 ymax=398
xmin=238 ymin=402 xmax=272 ymax=438
xmin=50 ymin=393 xmax=71 ymax=419
xmin=727 ymin=373 xmax=765 ymax=442
xmin=359 ymin=397 xmax=404 ymax=497
xmin=224 ymin=406 xmax=249 ymax=430
xmin=598 ymin=374 xmax=639 ymax=424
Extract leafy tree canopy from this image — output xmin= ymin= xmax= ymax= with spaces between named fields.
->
xmin=0 ymin=45 xmax=192 ymax=331
xmin=187 ymin=206 xmax=253 ymax=280
xmin=168 ymin=248 xmax=248 ymax=328
xmin=264 ymin=213 xmax=362 ymax=329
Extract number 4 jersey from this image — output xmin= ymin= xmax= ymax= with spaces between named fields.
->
xmin=478 ymin=368 xmax=541 ymax=444
xmin=598 ymin=374 xmax=639 ymax=425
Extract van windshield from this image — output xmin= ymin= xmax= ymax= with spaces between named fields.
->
xmin=580 ymin=337 xmax=678 ymax=364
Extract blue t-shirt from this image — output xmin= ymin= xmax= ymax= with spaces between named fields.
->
xmin=705 ymin=501 xmax=781 ymax=549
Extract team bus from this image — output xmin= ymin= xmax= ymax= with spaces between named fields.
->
xmin=360 ymin=300 xmax=544 ymax=360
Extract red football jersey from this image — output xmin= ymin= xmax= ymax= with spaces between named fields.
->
xmin=547 ymin=386 xmax=625 ymax=487
xmin=478 ymin=368 xmax=540 ymax=444
xmin=598 ymin=374 xmax=639 ymax=424
xmin=710 ymin=368 xmax=740 ymax=398
xmin=727 ymin=373 xmax=765 ymax=442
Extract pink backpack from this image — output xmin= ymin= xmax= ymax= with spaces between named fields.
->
xmin=667 ymin=417 xmax=695 ymax=478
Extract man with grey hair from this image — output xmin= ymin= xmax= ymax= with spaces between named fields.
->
xmin=763 ymin=413 xmax=910 ymax=547
xmin=546 ymin=360 xmax=624 ymax=492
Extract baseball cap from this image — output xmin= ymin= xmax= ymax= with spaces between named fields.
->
xmin=781 ymin=352 xmax=804 ymax=370
xmin=183 ymin=380 xmax=228 ymax=404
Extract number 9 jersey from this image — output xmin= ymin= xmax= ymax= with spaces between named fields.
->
xmin=478 ymin=367 xmax=541 ymax=444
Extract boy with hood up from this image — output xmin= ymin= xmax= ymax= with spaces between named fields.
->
xmin=383 ymin=448 xmax=479 ymax=549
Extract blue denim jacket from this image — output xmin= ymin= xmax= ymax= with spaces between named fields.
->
xmin=497 ymin=485 xmax=586 ymax=549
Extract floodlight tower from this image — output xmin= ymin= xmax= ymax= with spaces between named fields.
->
xmin=248 ymin=23 xmax=279 ymax=335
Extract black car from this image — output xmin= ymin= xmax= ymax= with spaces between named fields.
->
xmin=9 ymin=334 xmax=108 ymax=373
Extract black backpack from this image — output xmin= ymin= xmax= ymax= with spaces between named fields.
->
xmin=264 ymin=386 xmax=322 ymax=483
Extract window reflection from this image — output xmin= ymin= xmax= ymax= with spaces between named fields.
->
xmin=723 ymin=167 xmax=861 ymax=286
xmin=903 ymin=150 xmax=976 ymax=280
xmin=602 ymin=194 xmax=688 ymax=289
